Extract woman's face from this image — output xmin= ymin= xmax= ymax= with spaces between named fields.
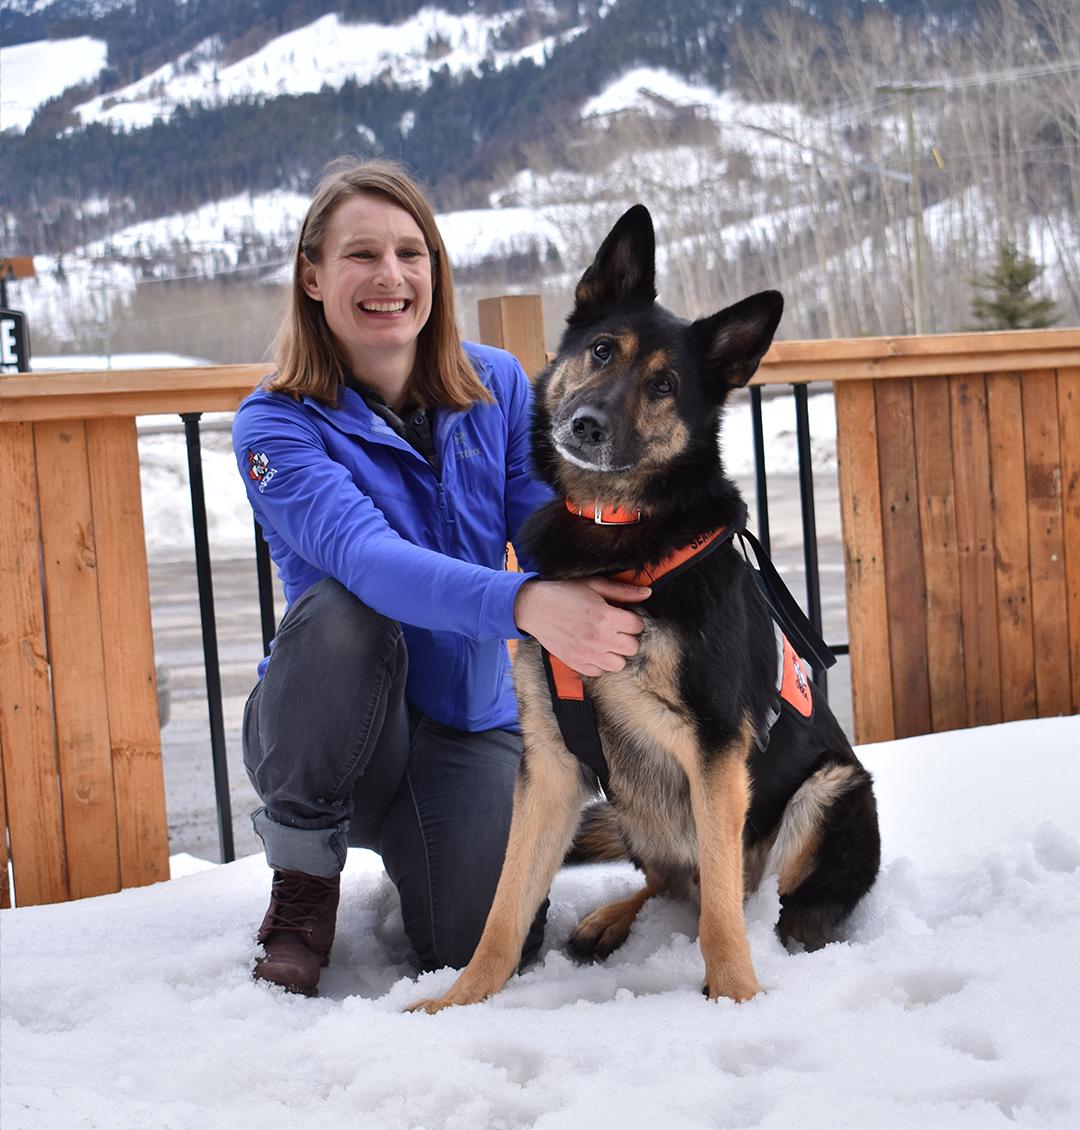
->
xmin=300 ymin=192 xmax=434 ymax=399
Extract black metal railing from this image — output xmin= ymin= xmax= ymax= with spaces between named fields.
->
xmin=748 ymin=384 xmax=850 ymax=696
xmin=182 ymin=388 xmax=850 ymax=863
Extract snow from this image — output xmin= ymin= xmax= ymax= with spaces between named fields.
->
xmin=0 ymin=35 xmax=109 ymax=133
xmin=71 ymin=8 xmax=563 ymax=133
xmin=3 ymin=715 xmax=1078 ymax=1127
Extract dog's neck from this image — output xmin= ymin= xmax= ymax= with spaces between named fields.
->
xmin=564 ymin=497 xmax=642 ymax=525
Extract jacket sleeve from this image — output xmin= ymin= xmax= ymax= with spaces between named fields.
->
xmin=234 ymin=393 xmax=533 ymax=642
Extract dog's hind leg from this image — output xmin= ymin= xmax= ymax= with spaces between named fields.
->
xmin=568 ymin=865 xmax=666 ymax=959
xmin=770 ymin=758 xmax=880 ymax=950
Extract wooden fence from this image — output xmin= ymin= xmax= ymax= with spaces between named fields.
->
xmin=1 ymin=312 xmax=1077 ymax=907
xmin=1 ymin=366 xmax=272 ymax=908
xmin=811 ymin=332 xmax=1080 ymax=745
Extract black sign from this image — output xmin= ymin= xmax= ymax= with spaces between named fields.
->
xmin=1 ymin=308 xmax=30 ymax=373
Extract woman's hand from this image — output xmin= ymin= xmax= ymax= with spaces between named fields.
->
xmin=513 ymin=578 xmax=651 ymax=677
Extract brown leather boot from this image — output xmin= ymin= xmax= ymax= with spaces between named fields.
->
xmin=254 ymin=869 xmax=341 ymax=996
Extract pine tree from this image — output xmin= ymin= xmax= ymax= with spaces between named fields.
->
xmin=970 ymin=242 xmax=1058 ymax=331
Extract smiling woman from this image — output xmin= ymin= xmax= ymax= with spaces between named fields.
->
xmin=296 ymin=194 xmax=433 ymax=411
xmin=266 ymin=157 xmax=490 ymax=414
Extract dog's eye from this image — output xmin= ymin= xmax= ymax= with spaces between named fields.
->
xmin=651 ymin=376 xmax=675 ymax=396
xmin=592 ymin=342 xmax=611 ymax=363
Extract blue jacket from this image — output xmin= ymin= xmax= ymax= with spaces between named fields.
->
xmin=232 ymin=343 xmax=553 ymax=732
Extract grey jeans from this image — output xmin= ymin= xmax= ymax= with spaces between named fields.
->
xmin=243 ymin=577 xmax=545 ymax=971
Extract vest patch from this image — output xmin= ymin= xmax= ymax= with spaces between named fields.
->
xmin=780 ymin=634 xmax=813 ymax=718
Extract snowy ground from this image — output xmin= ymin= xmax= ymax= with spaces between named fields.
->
xmin=2 ymin=715 xmax=1078 ymax=1128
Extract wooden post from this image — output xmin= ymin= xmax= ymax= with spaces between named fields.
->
xmin=477 ymin=295 xmax=547 ymax=379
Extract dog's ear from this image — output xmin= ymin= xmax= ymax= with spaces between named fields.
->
xmin=568 ymin=205 xmax=657 ymax=325
xmin=690 ymin=290 xmax=784 ymax=389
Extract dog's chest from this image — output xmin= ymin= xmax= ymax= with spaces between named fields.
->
xmin=589 ymin=624 xmax=701 ymax=865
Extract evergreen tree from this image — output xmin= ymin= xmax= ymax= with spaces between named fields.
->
xmin=970 ymin=242 xmax=1058 ymax=331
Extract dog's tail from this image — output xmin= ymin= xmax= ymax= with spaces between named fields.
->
xmin=563 ymin=801 xmax=630 ymax=865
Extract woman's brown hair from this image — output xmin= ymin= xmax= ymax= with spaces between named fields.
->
xmin=267 ymin=157 xmax=492 ymax=410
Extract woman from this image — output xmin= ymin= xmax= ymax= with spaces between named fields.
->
xmin=233 ymin=158 xmax=649 ymax=995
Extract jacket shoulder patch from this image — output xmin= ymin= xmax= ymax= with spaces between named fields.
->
xmin=246 ymin=449 xmax=277 ymax=493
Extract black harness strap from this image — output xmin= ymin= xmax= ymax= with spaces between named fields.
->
xmin=735 ymin=530 xmax=836 ymax=674
xmin=542 ymin=649 xmax=609 ymax=791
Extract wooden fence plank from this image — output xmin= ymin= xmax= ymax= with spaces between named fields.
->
xmin=911 ymin=376 xmax=967 ymax=733
xmin=478 ymin=295 xmax=548 ymax=380
xmin=874 ymin=378 xmax=933 ymax=737
xmin=1 ymin=364 xmax=269 ymax=422
xmin=85 ymin=417 xmax=170 ymax=888
xmin=1022 ymin=371 xmax=1071 ymax=716
xmin=0 ymin=421 xmax=70 ymax=905
xmin=0 ymin=751 xmax=9 ymax=909
xmin=1059 ymin=367 xmax=1080 ymax=713
xmin=33 ymin=420 xmax=122 ymax=900
xmin=836 ymin=381 xmax=895 ymax=744
xmin=950 ymin=374 xmax=1003 ymax=727
xmin=986 ymin=373 xmax=1038 ymax=722
xmin=754 ymin=327 xmax=1080 ymax=385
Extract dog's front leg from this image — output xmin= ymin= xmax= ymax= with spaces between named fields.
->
xmin=683 ymin=727 xmax=762 ymax=1003
xmin=407 ymin=686 xmax=590 ymax=1013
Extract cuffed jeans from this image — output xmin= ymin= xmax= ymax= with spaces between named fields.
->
xmin=243 ymin=577 xmax=545 ymax=971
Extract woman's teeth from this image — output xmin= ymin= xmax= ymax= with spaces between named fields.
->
xmin=361 ymin=300 xmax=407 ymax=312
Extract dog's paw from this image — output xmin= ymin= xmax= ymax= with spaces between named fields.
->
xmin=701 ymin=974 xmax=762 ymax=1003
xmin=405 ymin=997 xmax=455 ymax=1015
xmin=568 ymin=910 xmax=633 ymax=960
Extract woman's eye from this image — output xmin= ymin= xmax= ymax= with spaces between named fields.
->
xmin=592 ymin=342 xmax=611 ymax=363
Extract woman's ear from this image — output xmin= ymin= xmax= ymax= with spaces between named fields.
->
xmin=299 ymin=254 xmax=322 ymax=302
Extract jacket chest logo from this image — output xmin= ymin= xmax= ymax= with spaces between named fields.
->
xmin=453 ymin=429 xmax=481 ymax=460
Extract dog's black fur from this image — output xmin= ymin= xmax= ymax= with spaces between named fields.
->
xmin=410 ymin=205 xmax=880 ymax=1011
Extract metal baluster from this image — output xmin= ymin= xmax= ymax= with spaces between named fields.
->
xmin=792 ymin=384 xmax=827 ymax=695
xmin=254 ymin=520 xmax=276 ymax=656
xmin=749 ymin=385 xmax=771 ymax=554
xmin=181 ymin=413 xmax=235 ymax=863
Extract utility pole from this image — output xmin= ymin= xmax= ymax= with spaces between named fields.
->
xmin=876 ymin=84 xmax=943 ymax=335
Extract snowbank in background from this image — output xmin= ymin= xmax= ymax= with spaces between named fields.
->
xmin=3 ymin=716 xmax=1078 ymax=1128
xmin=0 ymin=36 xmax=108 ymax=133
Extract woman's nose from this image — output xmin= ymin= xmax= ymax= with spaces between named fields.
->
xmin=372 ymin=251 xmax=402 ymax=287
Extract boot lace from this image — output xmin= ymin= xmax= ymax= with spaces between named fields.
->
xmin=262 ymin=871 xmax=337 ymax=937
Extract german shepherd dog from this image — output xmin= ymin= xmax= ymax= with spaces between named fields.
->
xmin=410 ymin=205 xmax=880 ymax=1012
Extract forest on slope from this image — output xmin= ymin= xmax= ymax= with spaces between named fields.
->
xmin=4 ymin=0 xmax=992 ymax=245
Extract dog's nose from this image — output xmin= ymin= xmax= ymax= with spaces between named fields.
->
xmin=571 ymin=409 xmax=610 ymax=445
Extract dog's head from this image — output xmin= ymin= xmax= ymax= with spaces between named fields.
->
xmin=534 ymin=205 xmax=782 ymax=510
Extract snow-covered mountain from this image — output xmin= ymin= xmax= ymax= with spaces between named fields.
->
xmin=71 ymin=9 xmax=575 ymax=134
xmin=1 ymin=2 xmax=594 ymax=135
xmin=4 ymin=1 xmax=1076 ymax=350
